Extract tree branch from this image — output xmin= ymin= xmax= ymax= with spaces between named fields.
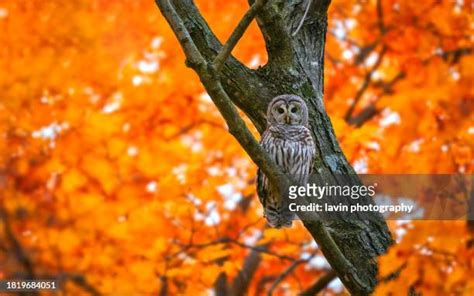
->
xmin=299 ymin=269 xmax=337 ymax=296
xmin=349 ymin=70 xmax=405 ymax=127
xmin=266 ymin=254 xmax=315 ymax=296
xmin=344 ymin=46 xmax=386 ymax=122
xmin=376 ymin=0 xmax=386 ymax=34
xmin=230 ymin=245 xmax=264 ymax=296
xmin=256 ymin=276 xmax=278 ymax=295
xmin=225 ymin=239 xmax=295 ymax=261
xmin=213 ymin=272 xmax=228 ymax=296
xmin=438 ymin=46 xmax=473 ymax=64
xmin=213 ymin=0 xmax=269 ymax=73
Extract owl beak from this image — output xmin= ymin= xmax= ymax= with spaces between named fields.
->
xmin=285 ymin=115 xmax=290 ymax=124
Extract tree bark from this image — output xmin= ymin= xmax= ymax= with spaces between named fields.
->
xmin=155 ymin=0 xmax=393 ymax=294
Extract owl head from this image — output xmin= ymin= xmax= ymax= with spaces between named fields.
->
xmin=266 ymin=94 xmax=309 ymax=126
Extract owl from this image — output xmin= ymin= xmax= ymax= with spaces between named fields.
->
xmin=257 ymin=94 xmax=316 ymax=228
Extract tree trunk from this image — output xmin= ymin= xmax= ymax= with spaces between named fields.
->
xmin=156 ymin=0 xmax=393 ymax=294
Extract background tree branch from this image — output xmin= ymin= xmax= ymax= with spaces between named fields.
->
xmin=266 ymin=253 xmax=316 ymax=296
xmin=299 ymin=269 xmax=338 ymax=296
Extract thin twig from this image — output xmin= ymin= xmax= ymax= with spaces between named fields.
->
xmin=349 ymin=70 xmax=405 ymax=127
xmin=344 ymin=46 xmax=386 ymax=122
xmin=213 ymin=0 xmax=269 ymax=73
xmin=256 ymin=276 xmax=278 ymax=295
xmin=171 ymin=236 xmax=296 ymax=261
xmin=266 ymin=254 xmax=316 ymax=295
xmin=226 ymin=239 xmax=296 ymax=261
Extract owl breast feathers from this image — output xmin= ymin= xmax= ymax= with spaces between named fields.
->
xmin=257 ymin=95 xmax=316 ymax=228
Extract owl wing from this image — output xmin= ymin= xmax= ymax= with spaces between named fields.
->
xmin=303 ymin=127 xmax=316 ymax=177
xmin=256 ymin=168 xmax=266 ymax=208
xmin=256 ymin=129 xmax=273 ymax=209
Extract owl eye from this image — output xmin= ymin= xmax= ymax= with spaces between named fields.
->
xmin=290 ymin=107 xmax=298 ymax=113
xmin=277 ymin=107 xmax=285 ymax=114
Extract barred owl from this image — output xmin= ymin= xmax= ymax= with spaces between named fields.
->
xmin=257 ymin=94 xmax=316 ymax=228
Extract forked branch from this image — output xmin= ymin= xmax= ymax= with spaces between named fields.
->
xmin=155 ymin=0 xmax=288 ymax=194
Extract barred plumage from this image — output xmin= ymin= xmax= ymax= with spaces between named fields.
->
xmin=257 ymin=95 xmax=315 ymax=228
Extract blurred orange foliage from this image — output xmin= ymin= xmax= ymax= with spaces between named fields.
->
xmin=0 ymin=0 xmax=472 ymax=295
